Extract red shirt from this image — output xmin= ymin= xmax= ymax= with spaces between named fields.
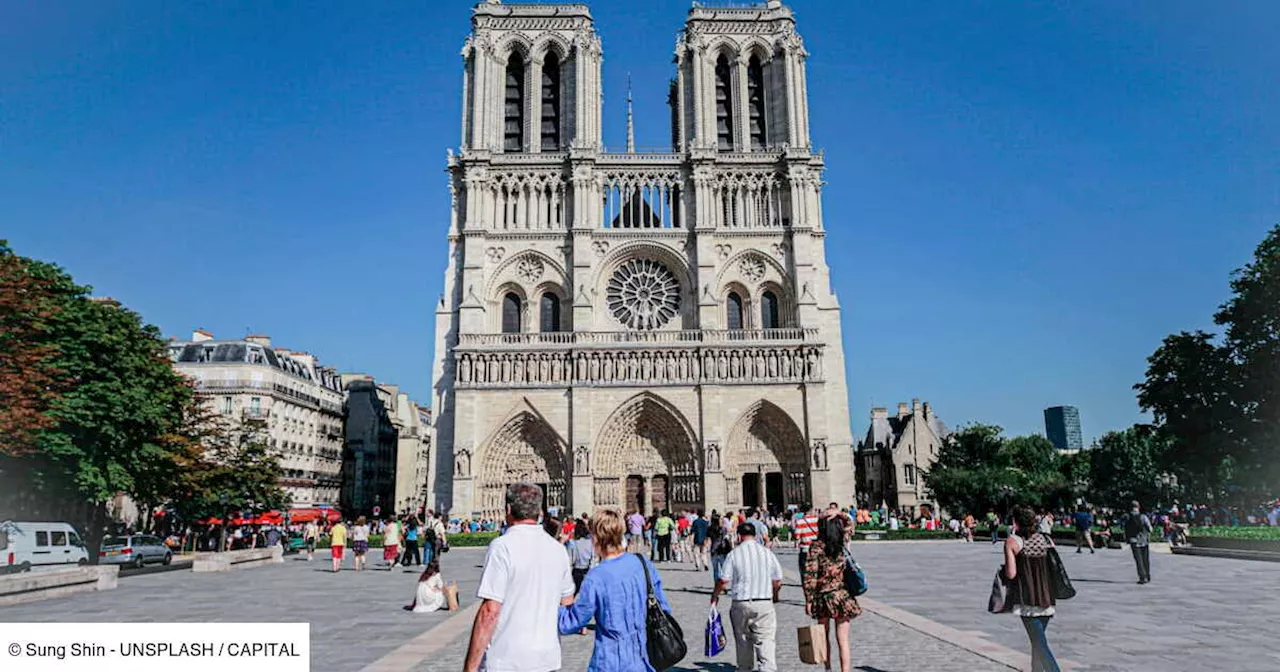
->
xmin=561 ymin=520 xmax=575 ymax=537
xmin=677 ymin=516 xmax=691 ymax=535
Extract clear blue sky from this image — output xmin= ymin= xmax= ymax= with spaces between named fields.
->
xmin=2 ymin=1 xmax=1276 ymax=441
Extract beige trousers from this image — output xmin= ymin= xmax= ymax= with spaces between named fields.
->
xmin=729 ymin=600 xmax=777 ymax=672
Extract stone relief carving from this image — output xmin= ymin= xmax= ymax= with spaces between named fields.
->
xmin=811 ymin=439 xmax=828 ymax=471
xmin=592 ymin=240 xmax=610 ymax=258
xmin=705 ymin=441 xmax=722 ymax=473
xmin=772 ymin=242 xmax=788 ymax=261
xmin=455 ymin=345 xmax=824 ymax=388
xmin=573 ymin=445 xmax=591 ymax=475
xmin=715 ymin=244 xmax=733 ymax=261
xmin=486 ymin=246 xmax=506 ymax=264
xmin=454 ymin=448 xmax=472 ymax=478
xmin=516 ymin=256 xmax=545 ymax=283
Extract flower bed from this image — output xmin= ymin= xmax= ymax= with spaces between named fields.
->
xmin=1189 ymin=526 xmax=1280 ymax=541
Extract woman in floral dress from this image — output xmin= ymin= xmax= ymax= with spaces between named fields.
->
xmin=803 ymin=516 xmax=862 ymax=672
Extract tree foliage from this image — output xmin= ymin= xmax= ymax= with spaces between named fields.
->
xmin=923 ymin=425 xmax=1067 ymax=516
xmin=167 ymin=409 xmax=288 ymax=527
xmin=1087 ymin=425 xmax=1170 ymax=508
xmin=0 ymin=242 xmax=70 ymax=457
xmin=0 ymin=244 xmax=191 ymax=556
xmin=1136 ymin=224 xmax=1280 ymax=500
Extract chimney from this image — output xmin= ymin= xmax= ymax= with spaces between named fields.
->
xmin=922 ymin=401 xmax=931 ymax=418
xmin=193 ymin=329 xmax=214 ymax=342
xmin=912 ymin=398 xmax=922 ymax=413
xmin=245 ymin=334 xmax=272 ymax=347
xmin=766 ymin=0 xmax=783 ymax=8
xmin=897 ymin=403 xmax=909 ymax=419
xmin=871 ymin=407 xmax=888 ymax=420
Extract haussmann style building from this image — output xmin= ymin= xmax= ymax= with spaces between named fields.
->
xmin=428 ymin=0 xmax=854 ymax=519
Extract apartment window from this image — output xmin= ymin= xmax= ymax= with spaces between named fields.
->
xmin=250 ymin=397 xmax=261 ymax=412
xmin=904 ymin=464 xmax=916 ymax=485
xmin=221 ymin=397 xmax=233 ymax=415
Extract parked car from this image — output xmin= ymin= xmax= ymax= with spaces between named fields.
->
xmin=0 ymin=521 xmax=91 ymax=573
xmin=99 ymin=535 xmax=172 ymax=568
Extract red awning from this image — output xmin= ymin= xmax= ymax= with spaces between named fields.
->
xmin=199 ymin=517 xmax=223 ymax=525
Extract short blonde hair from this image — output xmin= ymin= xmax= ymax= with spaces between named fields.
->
xmin=590 ymin=508 xmax=625 ymax=555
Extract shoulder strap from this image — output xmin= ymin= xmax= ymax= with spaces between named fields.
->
xmin=634 ymin=553 xmax=655 ymax=599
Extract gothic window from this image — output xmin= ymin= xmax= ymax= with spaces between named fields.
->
xmin=747 ymin=55 xmax=767 ymax=150
xmin=715 ymin=55 xmax=735 ymax=151
xmin=726 ymin=292 xmax=744 ymax=330
xmin=504 ymin=54 xmax=525 ymax=152
xmin=760 ymin=290 xmax=779 ymax=329
xmin=539 ymin=293 xmax=561 ymax=332
xmin=606 ymin=259 xmax=681 ymax=330
xmin=502 ymin=293 xmax=522 ymax=333
xmin=540 ymin=54 xmax=561 ymax=151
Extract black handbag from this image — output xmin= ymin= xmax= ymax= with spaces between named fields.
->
xmin=635 ymin=553 xmax=687 ymax=670
xmin=1046 ymin=547 xmax=1076 ymax=600
xmin=987 ymin=566 xmax=1016 ymax=613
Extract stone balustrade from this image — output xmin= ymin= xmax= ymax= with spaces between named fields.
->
xmin=0 ymin=565 xmax=119 ymax=606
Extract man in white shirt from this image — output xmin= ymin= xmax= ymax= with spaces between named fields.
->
xmin=464 ymin=483 xmax=574 ymax=672
xmin=712 ymin=522 xmax=783 ymax=672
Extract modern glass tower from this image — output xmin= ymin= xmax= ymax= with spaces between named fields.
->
xmin=1044 ymin=406 xmax=1083 ymax=451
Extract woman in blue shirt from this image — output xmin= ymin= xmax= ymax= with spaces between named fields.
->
xmin=559 ymin=508 xmax=673 ymax=672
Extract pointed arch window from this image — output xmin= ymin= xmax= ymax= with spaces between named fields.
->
xmin=715 ymin=55 xmax=735 ymax=151
xmin=726 ymin=292 xmax=744 ymax=330
xmin=760 ymin=290 xmax=779 ymax=329
xmin=540 ymin=53 xmax=561 ymax=151
xmin=502 ymin=293 xmax=522 ymax=333
xmin=539 ymin=293 xmax=561 ymax=332
xmin=747 ymin=55 xmax=767 ymax=150
xmin=504 ymin=54 xmax=526 ymax=152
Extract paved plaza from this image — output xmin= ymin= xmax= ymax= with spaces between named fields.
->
xmin=3 ymin=542 xmax=1279 ymax=671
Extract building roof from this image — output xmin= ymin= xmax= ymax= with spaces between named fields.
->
xmin=168 ymin=338 xmax=342 ymax=392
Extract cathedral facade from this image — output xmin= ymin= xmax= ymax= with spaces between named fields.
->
xmin=428 ymin=0 xmax=854 ymax=520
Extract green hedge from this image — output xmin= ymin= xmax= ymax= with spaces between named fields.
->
xmin=1189 ymin=526 xmax=1280 ymax=541
xmin=448 ymin=532 xmax=499 ymax=546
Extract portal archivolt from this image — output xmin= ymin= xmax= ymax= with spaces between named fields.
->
xmin=592 ymin=392 xmax=701 ymax=513
xmin=478 ymin=408 xmax=569 ymax=519
xmin=724 ymin=400 xmax=810 ymax=509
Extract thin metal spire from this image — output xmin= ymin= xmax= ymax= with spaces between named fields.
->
xmin=626 ymin=74 xmax=635 ymax=153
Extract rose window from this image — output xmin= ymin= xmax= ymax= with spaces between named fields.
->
xmin=607 ymin=259 xmax=681 ymax=330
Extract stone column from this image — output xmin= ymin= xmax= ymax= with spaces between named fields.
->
xmin=529 ymin=55 xmax=543 ymax=154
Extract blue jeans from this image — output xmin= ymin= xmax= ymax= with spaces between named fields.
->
xmin=1020 ymin=616 xmax=1060 ymax=672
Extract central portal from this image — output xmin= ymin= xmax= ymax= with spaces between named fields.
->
xmin=740 ymin=472 xmax=786 ymax=513
xmin=593 ymin=393 xmax=702 ymax=513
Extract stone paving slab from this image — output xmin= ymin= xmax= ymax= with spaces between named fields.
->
xmin=412 ymin=556 xmax=1011 ymax=672
xmin=0 ymin=550 xmax=486 ymax=671
xmin=843 ymin=539 xmax=1280 ymax=672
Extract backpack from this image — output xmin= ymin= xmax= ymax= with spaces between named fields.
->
xmin=1124 ymin=514 xmax=1144 ymax=541
xmin=424 ymin=526 xmax=438 ymax=545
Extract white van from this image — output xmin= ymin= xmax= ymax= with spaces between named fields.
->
xmin=0 ymin=521 xmax=91 ymax=573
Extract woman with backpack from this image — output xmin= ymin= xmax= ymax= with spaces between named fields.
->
xmin=1004 ymin=506 xmax=1060 ymax=672
xmin=709 ymin=511 xmax=732 ymax=587
xmin=802 ymin=516 xmax=862 ymax=672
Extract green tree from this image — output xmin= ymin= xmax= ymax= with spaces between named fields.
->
xmin=1214 ymin=225 xmax=1280 ymax=497
xmin=1087 ymin=425 xmax=1170 ymax=508
xmin=1136 ymin=224 xmax=1280 ymax=501
xmin=0 ymin=245 xmax=192 ymax=558
xmin=923 ymin=425 xmax=1066 ymax=516
xmin=167 ymin=409 xmax=287 ymax=552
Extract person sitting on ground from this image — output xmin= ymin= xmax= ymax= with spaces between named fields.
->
xmin=407 ymin=560 xmax=447 ymax=613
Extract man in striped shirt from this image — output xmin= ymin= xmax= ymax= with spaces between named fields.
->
xmin=712 ymin=522 xmax=783 ymax=672
xmin=792 ymin=507 xmax=820 ymax=577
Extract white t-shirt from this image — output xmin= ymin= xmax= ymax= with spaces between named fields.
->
xmin=476 ymin=523 xmax=574 ymax=672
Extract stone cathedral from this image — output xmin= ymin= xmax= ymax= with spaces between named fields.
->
xmin=428 ymin=0 xmax=855 ymax=520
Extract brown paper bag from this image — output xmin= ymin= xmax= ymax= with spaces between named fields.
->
xmin=797 ymin=624 xmax=828 ymax=665
xmin=445 ymin=582 xmax=460 ymax=611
